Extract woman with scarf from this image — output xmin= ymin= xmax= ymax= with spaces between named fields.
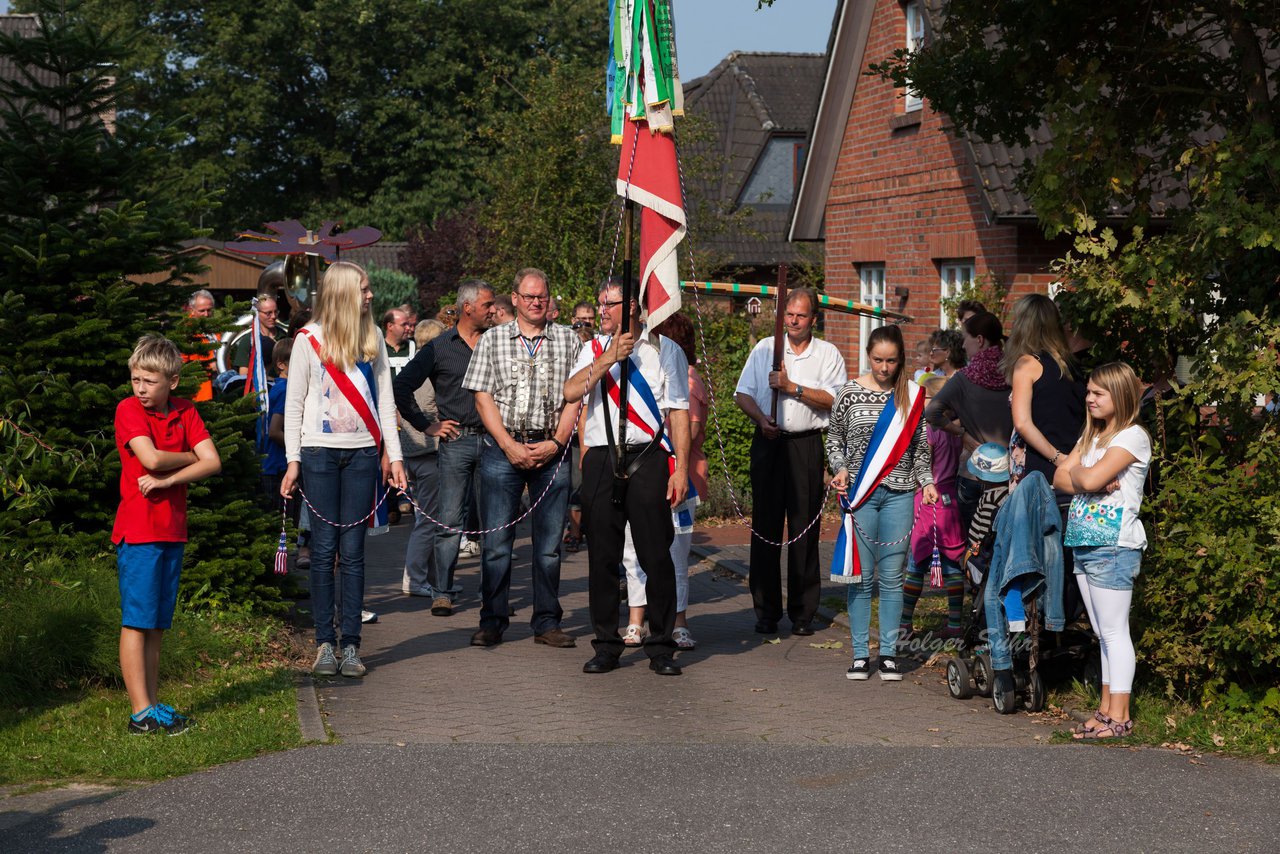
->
xmin=828 ymin=325 xmax=937 ymax=682
xmin=925 ymin=311 xmax=1013 ymax=531
xmin=281 ymin=261 xmax=407 ymax=679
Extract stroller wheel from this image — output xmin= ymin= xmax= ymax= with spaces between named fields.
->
xmin=973 ymin=654 xmax=994 ymax=698
xmin=992 ymin=669 xmax=1018 ymax=714
xmin=946 ymin=657 xmax=974 ymax=700
xmin=1023 ymin=668 xmax=1046 ymax=713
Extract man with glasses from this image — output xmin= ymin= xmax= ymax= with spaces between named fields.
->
xmin=233 ymin=295 xmax=288 ymax=376
xmin=563 ymin=282 xmax=690 ymax=676
xmin=462 ymin=268 xmax=582 ymax=648
xmin=394 ymin=280 xmax=496 ymax=614
xmin=734 ymin=287 xmax=847 ymax=637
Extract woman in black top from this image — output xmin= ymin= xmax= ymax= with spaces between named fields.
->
xmin=1002 ymin=294 xmax=1085 ymax=495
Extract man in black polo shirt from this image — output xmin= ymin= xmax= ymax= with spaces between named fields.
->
xmin=394 ymin=279 xmax=496 ymax=616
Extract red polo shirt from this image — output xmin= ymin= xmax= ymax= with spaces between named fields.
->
xmin=111 ymin=396 xmax=211 ymax=545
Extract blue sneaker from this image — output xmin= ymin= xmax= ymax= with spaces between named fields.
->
xmin=152 ymin=703 xmax=193 ymax=736
xmin=127 ymin=706 xmax=165 ymax=735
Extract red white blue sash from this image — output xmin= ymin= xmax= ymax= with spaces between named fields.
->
xmin=298 ymin=328 xmax=389 ymax=533
xmin=830 ymin=382 xmax=925 ymax=583
xmin=592 ymin=336 xmax=699 ymax=532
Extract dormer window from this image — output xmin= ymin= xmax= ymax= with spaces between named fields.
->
xmin=740 ymin=136 xmax=807 ymax=207
xmin=904 ymin=1 xmax=925 ymax=112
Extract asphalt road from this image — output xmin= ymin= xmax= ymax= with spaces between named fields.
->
xmin=5 ymin=743 xmax=1279 ymax=852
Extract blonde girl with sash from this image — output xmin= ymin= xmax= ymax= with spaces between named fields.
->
xmin=282 ymin=261 xmax=407 ymax=678
xmin=827 ymin=326 xmax=937 ymax=681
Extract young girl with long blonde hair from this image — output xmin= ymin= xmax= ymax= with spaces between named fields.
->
xmin=1053 ymin=362 xmax=1151 ymax=739
xmin=282 ymin=261 xmax=407 ymax=679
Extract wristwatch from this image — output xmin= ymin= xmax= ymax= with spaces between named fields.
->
xmin=793 ymin=384 xmax=803 ymax=397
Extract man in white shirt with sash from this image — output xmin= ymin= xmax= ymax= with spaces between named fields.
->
xmin=563 ymin=281 xmax=691 ymax=677
xmin=734 ymin=287 xmax=848 ymax=637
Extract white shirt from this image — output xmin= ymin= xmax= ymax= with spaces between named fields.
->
xmin=735 ymin=335 xmax=847 ymax=432
xmin=284 ymin=324 xmax=403 ymax=463
xmin=572 ymin=332 xmax=689 ymax=448
xmin=1070 ymin=425 xmax=1151 ymax=550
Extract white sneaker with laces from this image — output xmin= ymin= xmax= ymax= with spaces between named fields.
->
xmin=846 ymin=659 xmax=870 ymax=680
xmin=339 ymin=644 xmax=366 ymax=678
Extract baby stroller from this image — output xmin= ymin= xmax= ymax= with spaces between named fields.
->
xmin=944 ymin=477 xmax=1098 ymax=714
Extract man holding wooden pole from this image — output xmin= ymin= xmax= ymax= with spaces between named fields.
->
xmin=734 ymin=287 xmax=847 ymax=636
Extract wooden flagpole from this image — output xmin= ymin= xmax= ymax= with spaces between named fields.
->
xmin=769 ymin=264 xmax=789 ymax=424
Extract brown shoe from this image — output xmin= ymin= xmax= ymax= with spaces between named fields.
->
xmin=470 ymin=628 xmax=503 ymax=647
xmin=533 ymin=627 xmax=576 ymax=648
xmin=430 ymin=596 xmax=453 ymax=617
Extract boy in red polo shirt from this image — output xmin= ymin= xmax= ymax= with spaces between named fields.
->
xmin=113 ymin=335 xmax=222 ymax=735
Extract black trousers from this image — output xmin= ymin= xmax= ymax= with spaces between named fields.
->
xmin=748 ymin=429 xmax=825 ymax=625
xmin=581 ymin=446 xmax=677 ymax=658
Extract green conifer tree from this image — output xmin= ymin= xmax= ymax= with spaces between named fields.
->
xmin=0 ymin=0 xmax=279 ymax=609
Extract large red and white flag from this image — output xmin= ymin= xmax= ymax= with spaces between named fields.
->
xmin=617 ymin=116 xmax=686 ymax=331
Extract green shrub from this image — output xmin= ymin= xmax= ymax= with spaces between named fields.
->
xmin=368 ymin=264 xmax=419 ymax=317
xmin=0 ymin=544 xmax=286 ymax=706
xmin=1136 ymin=423 xmax=1280 ymax=700
xmin=685 ymin=301 xmax=755 ymax=514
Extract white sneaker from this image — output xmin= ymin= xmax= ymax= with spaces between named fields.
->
xmin=339 ymin=645 xmax=366 ymax=678
xmin=312 ymin=642 xmax=338 ymax=677
xmin=361 ymin=610 xmax=378 ymax=624
xmin=459 ymin=539 xmax=480 ymax=557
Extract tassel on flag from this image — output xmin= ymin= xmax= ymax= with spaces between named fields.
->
xmin=929 ymin=545 xmax=944 ymax=588
xmin=274 ymin=503 xmax=289 ymax=576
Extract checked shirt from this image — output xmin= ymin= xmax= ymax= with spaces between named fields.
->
xmin=463 ymin=320 xmax=582 ymax=433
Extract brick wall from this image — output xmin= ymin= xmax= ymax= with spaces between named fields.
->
xmin=821 ymin=0 xmax=1068 ymax=373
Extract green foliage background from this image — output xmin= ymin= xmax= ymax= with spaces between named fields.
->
xmin=0 ymin=1 xmax=279 ymax=613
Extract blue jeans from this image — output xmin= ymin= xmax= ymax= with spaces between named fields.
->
xmin=847 ymin=486 xmax=915 ymax=658
xmin=478 ymin=438 xmax=570 ymax=635
xmin=403 ymin=453 xmax=439 ymax=596
xmin=301 ymin=445 xmax=380 ymax=649
xmin=435 ymin=435 xmax=484 ymax=596
xmin=1073 ymin=545 xmax=1142 ymax=591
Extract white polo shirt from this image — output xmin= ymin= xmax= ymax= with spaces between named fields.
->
xmin=572 ymin=332 xmax=690 ymax=448
xmin=735 ymin=335 xmax=847 ymax=432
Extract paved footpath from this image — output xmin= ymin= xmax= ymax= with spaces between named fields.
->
xmin=5 ymin=521 xmax=1278 ymax=852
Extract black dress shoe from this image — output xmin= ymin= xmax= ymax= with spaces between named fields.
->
xmin=582 ymin=652 xmax=620 ymax=674
xmin=754 ymin=620 xmax=779 ymax=634
xmin=793 ymin=621 xmax=816 ymax=637
xmin=649 ymin=655 xmax=682 ymax=676
xmin=470 ymin=628 xmax=503 ymax=647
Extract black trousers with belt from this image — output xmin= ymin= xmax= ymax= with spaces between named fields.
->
xmin=581 ymin=445 xmax=677 ymax=659
xmin=748 ymin=428 xmax=825 ymax=626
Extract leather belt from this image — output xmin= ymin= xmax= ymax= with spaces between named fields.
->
xmin=454 ymin=424 xmax=486 ymax=436
xmin=781 ymin=428 xmax=822 ymax=439
xmin=511 ymin=429 xmax=552 ymax=444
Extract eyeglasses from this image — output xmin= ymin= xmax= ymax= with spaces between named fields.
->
xmin=597 ymin=300 xmax=623 ymax=309
xmin=929 ymin=347 xmax=948 ymax=353
xmin=259 ymin=310 xmax=278 ymax=317
xmin=516 ymin=293 xmax=549 ymax=304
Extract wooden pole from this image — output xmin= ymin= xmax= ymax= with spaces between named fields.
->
xmin=769 ymin=264 xmax=789 ymax=424
xmin=617 ymin=198 xmax=634 ymax=473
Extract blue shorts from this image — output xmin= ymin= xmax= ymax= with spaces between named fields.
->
xmin=116 ymin=541 xmax=185 ymax=629
xmin=1072 ymin=545 xmax=1142 ymax=591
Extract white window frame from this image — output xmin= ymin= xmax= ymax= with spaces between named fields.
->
xmin=859 ymin=265 xmax=887 ymax=373
xmin=904 ymin=2 xmax=926 ymax=112
xmin=939 ymin=262 xmax=975 ymax=328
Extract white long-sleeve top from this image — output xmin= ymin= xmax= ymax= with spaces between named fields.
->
xmin=284 ymin=323 xmax=403 ymax=463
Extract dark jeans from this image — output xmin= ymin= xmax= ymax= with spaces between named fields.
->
xmin=436 ymin=434 xmax=484 ymax=594
xmin=403 ymin=453 xmax=440 ymax=596
xmin=748 ymin=429 xmax=825 ymax=625
xmin=580 ymin=446 xmax=677 ymax=659
xmin=478 ymin=438 xmax=570 ymax=635
xmin=301 ymin=445 xmax=380 ymax=649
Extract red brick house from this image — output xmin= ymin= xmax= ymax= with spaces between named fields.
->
xmin=790 ymin=0 xmax=1069 ymax=372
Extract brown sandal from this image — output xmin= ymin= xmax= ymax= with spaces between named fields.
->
xmin=1071 ymin=710 xmax=1110 ymax=735
xmin=1074 ymin=717 xmax=1133 ymax=740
